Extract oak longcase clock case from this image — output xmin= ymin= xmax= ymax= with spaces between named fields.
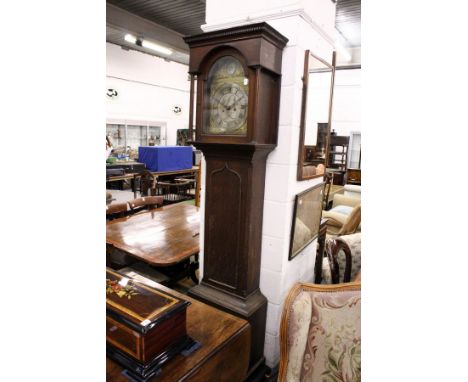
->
xmin=184 ymin=22 xmax=288 ymax=376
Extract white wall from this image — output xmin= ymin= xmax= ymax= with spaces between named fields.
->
xmin=260 ymin=16 xmax=334 ymax=367
xmin=331 ymin=68 xmax=361 ymax=137
xmin=106 ymin=43 xmax=190 ymax=146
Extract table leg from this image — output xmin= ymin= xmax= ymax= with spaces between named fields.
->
xmin=189 ymin=254 xmax=199 ymax=284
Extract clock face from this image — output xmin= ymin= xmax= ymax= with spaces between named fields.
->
xmin=203 ymin=56 xmax=249 ymax=136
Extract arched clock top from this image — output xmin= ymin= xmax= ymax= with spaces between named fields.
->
xmin=185 ymin=21 xmax=288 ymax=145
xmin=184 ymin=22 xmax=288 ymax=75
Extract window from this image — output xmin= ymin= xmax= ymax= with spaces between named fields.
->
xmin=106 ymin=121 xmax=165 ymax=151
xmin=348 ymin=131 xmax=361 ymax=169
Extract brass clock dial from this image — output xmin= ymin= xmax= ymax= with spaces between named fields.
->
xmin=203 ymin=56 xmax=249 ymax=136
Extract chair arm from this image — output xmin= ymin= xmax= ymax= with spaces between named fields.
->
xmin=332 ymin=194 xmax=361 ymax=208
xmin=322 ymin=211 xmax=348 ymax=227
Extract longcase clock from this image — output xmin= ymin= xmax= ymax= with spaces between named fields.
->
xmin=184 ymin=22 xmax=288 ymax=377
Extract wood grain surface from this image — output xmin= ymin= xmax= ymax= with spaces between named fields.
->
xmin=106 ymin=203 xmax=200 ymax=266
xmin=107 ymin=282 xmax=250 ymax=382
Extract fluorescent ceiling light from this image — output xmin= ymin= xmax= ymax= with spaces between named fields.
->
xmin=124 ymin=34 xmax=137 ymax=44
xmin=141 ymin=40 xmax=173 ymax=55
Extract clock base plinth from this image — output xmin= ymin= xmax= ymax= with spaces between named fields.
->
xmin=188 ymin=282 xmax=267 ymax=376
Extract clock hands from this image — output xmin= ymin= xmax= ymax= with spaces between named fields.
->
xmin=221 ymin=94 xmax=239 ymax=111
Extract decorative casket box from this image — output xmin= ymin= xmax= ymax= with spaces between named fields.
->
xmin=106 ymin=268 xmax=192 ymax=381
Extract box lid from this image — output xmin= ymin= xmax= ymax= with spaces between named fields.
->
xmin=106 ymin=268 xmax=189 ymax=334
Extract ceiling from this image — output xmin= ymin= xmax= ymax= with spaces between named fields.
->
xmin=107 ymin=0 xmax=206 ymax=36
xmin=106 ymin=0 xmax=360 ymax=62
xmin=335 ymin=0 xmax=361 ymax=47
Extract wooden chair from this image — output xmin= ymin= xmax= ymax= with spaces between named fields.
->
xmin=278 ymin=282 xmax=361 ymax=382
xmin=323 ymin=232 xmax=361 ymax=284
xmin=134 ymin=170 xmax=157 ymax=197
xmin=128 ymin=196 xmax=164 ymax=214
xmin=106 ymin=202 xmax=129 ymax=220
xmin=155 ymin=179 xmax=193 ymax=204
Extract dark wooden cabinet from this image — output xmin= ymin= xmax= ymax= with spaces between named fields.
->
xmin=347 ymin=168 xmax=361 ymax=185
xmin=184 ymin=23 xmax=288 ymax=377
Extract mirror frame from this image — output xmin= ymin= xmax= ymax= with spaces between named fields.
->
xmin=297 ymin=50 xmax=337 ymax=181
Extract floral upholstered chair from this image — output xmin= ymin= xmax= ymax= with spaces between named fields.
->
xmin=321 ymin=233 xmax=361 ymax=284
xmin=278 ymin=282 xmax=361 ymax=382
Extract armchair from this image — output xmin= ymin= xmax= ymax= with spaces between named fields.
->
xmin=344 ymin=184 xmax=361 ymax=200
xmin=278 ymin=282 xmax=361 ymax=382
xmin=322 ymin=233 xmax=361 ymax=284
xmin=322 ymin=200 xmax=361 ymax=236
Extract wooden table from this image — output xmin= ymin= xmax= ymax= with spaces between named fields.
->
xmin=107 ymin=203 xmax=200 ymax=267
xmin=107 ymin=281 xmax=251 ymax=382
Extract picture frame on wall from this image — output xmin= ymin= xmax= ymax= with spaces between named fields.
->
xmin=289 ymin=182 xmax=324 ymax=260
xmin=176 ymin=129 xmax=190 ymax=146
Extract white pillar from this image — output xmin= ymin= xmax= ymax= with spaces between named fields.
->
xmin=202 ymin=0 xmax=336 ymax=367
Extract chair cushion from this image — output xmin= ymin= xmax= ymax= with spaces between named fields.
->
xmin=295 ymin=289 xmax=361 ymax=381
xmin=329 ymin=205 xmax=354 ymax=216
xmin=321 ymin=261 xmax=333 ymax=284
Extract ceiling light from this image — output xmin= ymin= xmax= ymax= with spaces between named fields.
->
xmin=141 ymin=40 xmax=173 ymax=55
xmin=124 ymin=34 xmax=137 ymax=44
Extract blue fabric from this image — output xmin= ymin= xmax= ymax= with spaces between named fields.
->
xmin=138 ymin=146 xmax=193 ymax=172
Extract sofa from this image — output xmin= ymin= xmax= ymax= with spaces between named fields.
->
xmin=278 ymin=282 xmax=361 ymax=382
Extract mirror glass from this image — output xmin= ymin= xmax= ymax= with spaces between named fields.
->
xmin=297 ymin=51 xmax=336 ymax=180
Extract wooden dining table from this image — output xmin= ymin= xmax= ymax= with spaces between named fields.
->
xmin=106 ymin=203 xmax=200 ymax=267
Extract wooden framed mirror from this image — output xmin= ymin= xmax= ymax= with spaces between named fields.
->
xmin=297 ymin=50 xmax=336 ymax=180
